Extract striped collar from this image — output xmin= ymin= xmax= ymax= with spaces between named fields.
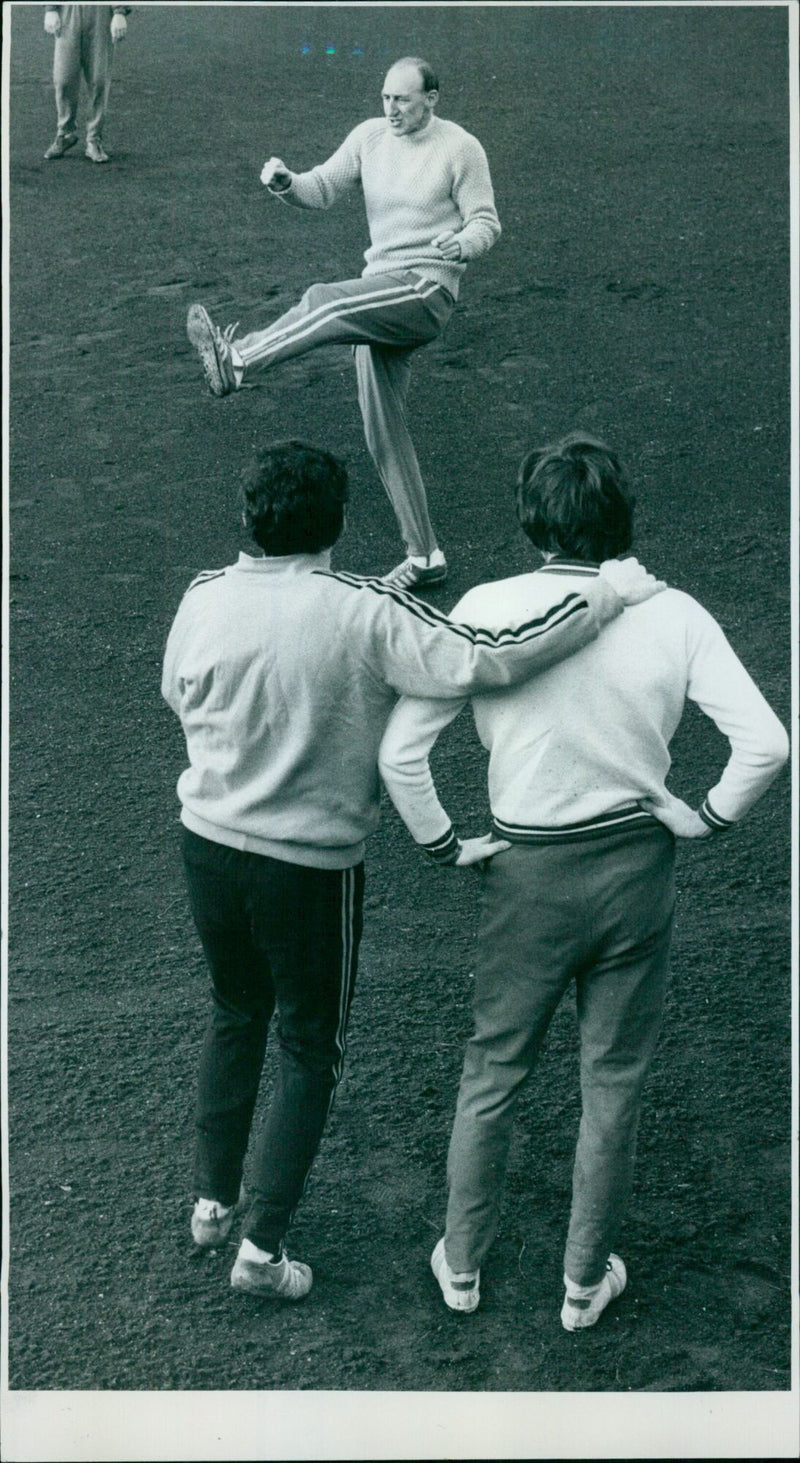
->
xmin=537 ymin=557 xmax=600 ymax=577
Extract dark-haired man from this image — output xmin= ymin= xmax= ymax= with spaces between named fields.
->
xmin=379 ymin=432 xmax=788 ymax=1327
xmin=162 ymin=439 xmax=663 ymax=1302
xmin=186 ymin=56 xmax=501 ymax=590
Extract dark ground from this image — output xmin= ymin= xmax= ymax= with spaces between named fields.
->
xmin=4 ymin=0 xmax=795 ymax=1446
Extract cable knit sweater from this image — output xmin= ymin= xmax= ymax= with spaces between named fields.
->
xmin=272 ymin=116 xmax=501 ymax=297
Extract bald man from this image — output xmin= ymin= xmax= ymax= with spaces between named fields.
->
xmin=187 ymin=58 xmax=501 ymax=590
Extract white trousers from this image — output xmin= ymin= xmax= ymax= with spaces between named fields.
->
xmin=234 ymin=272 xmax=456 ymax=558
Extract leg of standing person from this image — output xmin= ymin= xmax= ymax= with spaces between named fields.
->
xmin=48 ymin=6 xmax=83 ymax=153
xmin=82 ymin=5 xmax=113 ymax=160
xmin=182 ymin=829 xmax=364 ymax=1297
xmin=182 ymin=829 xmax=276 ymax=1214
xmin=437 ymin=826 xmax=674 ymax=1326
xmin=441 ymin=847 xmax=579 ymax=1284
xmin=354 ymin=344 xmax=438 ymax=560
xmin=239 ymin=858 xmax=363 ymax=1262
xmin=562 ymin=826 xmax=675 ymax=1290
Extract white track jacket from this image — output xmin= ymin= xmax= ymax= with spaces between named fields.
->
xmin=378 ymin=559 xmax=789 ymax=859
xmin=161 ymin=551 xmax=625 ymax=869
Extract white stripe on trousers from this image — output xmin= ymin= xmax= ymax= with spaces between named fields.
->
xmin=236 ymin=279 xmax=442 ymax=368
xmin=332 ymin=865 xmax=357 ymax=1086
xmin=287 ymin=866 xmax=358 ymax=1230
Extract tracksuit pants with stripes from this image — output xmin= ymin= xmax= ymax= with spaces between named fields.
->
xmin=443 ymin=824 xmax=676 ymax=1287
xmin=182 ymin=827 xmax=364 ymax=1256
xmin=51 ymin=5 xmax=116 ymax=144
xmin=233 ymin=271 xmax=456 ymax=559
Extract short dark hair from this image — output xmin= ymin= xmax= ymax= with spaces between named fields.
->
xmin=240 ymin=440 xmax=349 ymax=555
xmin=515 ymin=432 xmax=635 ymax=563
xmin=394 ymin=56 xmax=439 ymax=93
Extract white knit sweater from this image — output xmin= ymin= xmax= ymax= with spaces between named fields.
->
xmin=379 ymin=560 xmax=789 ymax=855
xmin=273 ymin=116 xmax=501 ymax=297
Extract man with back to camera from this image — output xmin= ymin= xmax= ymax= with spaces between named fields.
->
xmin=185 ymin=56 xmax=501 ymax=591
xmin=378 ymin=432 xmax=789 ymax=1327
xmin=161 ymin=438 xmax=664 ymax=1302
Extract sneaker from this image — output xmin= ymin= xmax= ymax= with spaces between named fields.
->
xmin=382 ymin=549 xmax=447 ymax=591
xmin=191 ymin=1197 xmax=236 ymax=1248
xmin=561 ymin=1253 xmax=627 ymax=1331
xmin=85 ymin=138 xmax=109 ymax=164
xmin=186 ymin=304 xmax=239 ymax=396
xmin=44 ymin=131 xmax=78 ymax=160
xmin=230 ymin=1239 xmax=313 ymax=1300
xmin=431 ymin=1236 xmax=480 ymax=1313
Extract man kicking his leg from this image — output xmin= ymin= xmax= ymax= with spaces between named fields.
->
xmin=185 ymin=57 xmax=500 ymax=590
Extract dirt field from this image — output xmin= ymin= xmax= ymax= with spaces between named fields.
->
xmin=5 ymin=0 xmax=795 ymax=1450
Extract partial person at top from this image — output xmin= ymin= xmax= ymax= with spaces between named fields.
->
xmin=43 ymin=5 xmax=130 ymax=165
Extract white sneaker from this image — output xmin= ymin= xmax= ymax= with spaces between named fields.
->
xmin=382 ymin=549 xmax=447 ymax=591
xmin=561 ymin=1253 xmax=627 ymax=1331
xmin=431 ymin=1236 xmax=480 ymax=1313
xmin=191 ymin=1197 xmax=236 ymax=1248
xmin=230 ymin=1239 xmax=313 ymax=1300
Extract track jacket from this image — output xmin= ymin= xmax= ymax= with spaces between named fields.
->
xmin=161 ymin=551 xmax=624 ymax=869
xmin=378 ymin=558 xmax=789 ymax=859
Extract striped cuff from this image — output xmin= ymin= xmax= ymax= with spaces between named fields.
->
xmin=421 ymin=828 xmax=461 ymax=865
xmin=698 ymin=797 xmax=735 ymax=834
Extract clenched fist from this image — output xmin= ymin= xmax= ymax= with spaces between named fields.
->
xmin=260 ymin=156 xmax=292 ymax=191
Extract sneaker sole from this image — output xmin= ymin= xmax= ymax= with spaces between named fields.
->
xmin=187 ymin=304 xmax=231 ymax=397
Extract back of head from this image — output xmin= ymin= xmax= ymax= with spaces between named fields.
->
xmin=241 ymin=440 xmax=349 ymax=556
xmin=515 ymin=432 xmax=635 ymax=562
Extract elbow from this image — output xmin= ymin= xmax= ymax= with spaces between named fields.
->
xmin=767 ymin=722 xmax=790 ymax=774
xmin=377 ymin=743 xmax=401 ymax=787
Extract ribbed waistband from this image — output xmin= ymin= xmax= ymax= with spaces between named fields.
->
xmin=491 ymin=804 xmax=663 ymax=847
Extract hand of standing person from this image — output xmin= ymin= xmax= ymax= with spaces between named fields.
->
xmin=454 ymin=833 xmax=512 ymax=867
xmin=110 ymin=13 xmax=127 ymax=43
xmin=640 ymin=791 xmax=713 ymax=838
xmin=44 ymin=10 xmax=61 ymax=36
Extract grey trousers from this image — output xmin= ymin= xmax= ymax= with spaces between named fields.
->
xmin=234 ymin=272 xmax=455 ymax=558
xmin=52 ymin=5 xmax=115 ymax=143
xmin=443 ymin=825 xmax=676 ymax=1286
